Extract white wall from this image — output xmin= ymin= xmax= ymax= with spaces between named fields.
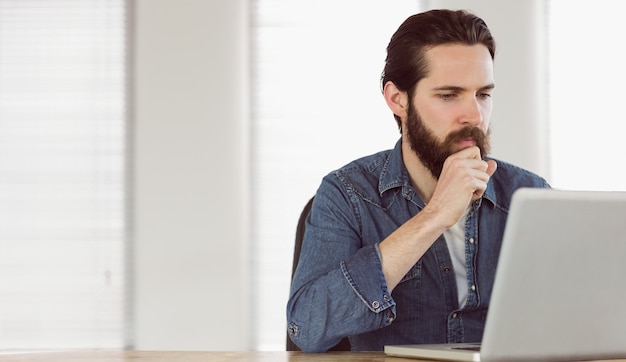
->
xmin=130 ymin=0 xmax=548 ymax=351
xmin=132 ymin=0 xmax=250 ymax=350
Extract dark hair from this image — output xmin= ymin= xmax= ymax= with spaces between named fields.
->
xmin=381 ymin=9 xmax=496 ymax=129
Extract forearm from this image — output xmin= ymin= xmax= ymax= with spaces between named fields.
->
xmin=379 ymin=205 xmax=450 ymax=291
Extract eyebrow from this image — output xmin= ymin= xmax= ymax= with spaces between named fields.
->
xmin=432 ymin=84 xmax=496 ymax=92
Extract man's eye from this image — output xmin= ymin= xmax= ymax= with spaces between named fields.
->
xmin=438 ymin=93 xmax=456 ymax=100
xmin=479 ymin=93 xmax=492 ymax=99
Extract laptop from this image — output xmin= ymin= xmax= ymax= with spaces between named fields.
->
xmin=385 ymin=188 xmax=626 ymax=361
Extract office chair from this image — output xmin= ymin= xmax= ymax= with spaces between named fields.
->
xmin=286 ymin=196 xmax=351 ymax=351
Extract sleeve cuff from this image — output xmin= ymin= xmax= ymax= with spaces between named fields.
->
xmin=340 ymin=243 xmax=396 ymax=319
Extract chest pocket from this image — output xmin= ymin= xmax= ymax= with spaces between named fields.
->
xmin=392 ymin=260 xmax=423 ymax=322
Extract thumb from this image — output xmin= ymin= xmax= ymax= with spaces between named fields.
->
xmin=486 ymin=160 xmax=497 ymax=177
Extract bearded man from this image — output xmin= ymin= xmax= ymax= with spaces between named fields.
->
xmin=286 ymin=9 xmax=550 ymax=352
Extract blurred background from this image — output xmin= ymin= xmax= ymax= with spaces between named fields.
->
xmin=0 ymin=0 xmax=624 ymax=352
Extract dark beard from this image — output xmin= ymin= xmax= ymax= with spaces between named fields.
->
xmin=405 ymin=103 xmax=491 ymax=179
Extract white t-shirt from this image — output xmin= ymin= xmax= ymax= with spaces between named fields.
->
xmin=443 ymin=207 xmax=471 ymax=308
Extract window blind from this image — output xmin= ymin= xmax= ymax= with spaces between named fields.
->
xmin=0 ymin=0 xmax=128 ymax=349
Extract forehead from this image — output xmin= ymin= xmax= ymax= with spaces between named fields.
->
xmin=421 ymin=43 xmax=494 ymax=87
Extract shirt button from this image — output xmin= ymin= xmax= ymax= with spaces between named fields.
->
xmin=471 ymin=285 xmax=476 ymax=291
xmin=452 ymin=313 xmax=458 ymax=319
xmin=469 ymin=237 xmax=475 ymax=244
xmin=443 ymin=267 xmax=451 ymax=273
xmin=372 ymin=301 xmax=380 ymax=309
xmin=383 ymin=295 xmax=390 ymax=301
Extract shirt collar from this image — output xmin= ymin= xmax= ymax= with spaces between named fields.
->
xmin=481 ymin=161 xmax=497 ymax=207
xmin=378 ymin=139 xmax=412 ymax=197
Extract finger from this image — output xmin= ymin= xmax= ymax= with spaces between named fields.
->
xmin=471 ymin=175 xmax=490 ymax=199
xmin=452 ymin=146 xmax=482 ymax=160
xmin=486 ymin=160 xmax=497 ymax=177
xmin=471 ymin=161 xmax=496 ymax=201
xmin=472 ymin=188 xmax=485 ymax=201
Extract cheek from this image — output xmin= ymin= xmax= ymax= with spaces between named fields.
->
xmin=481 ymin=104 xmax=493 ymax=129
xmin=420 ymin=104 xmax=456 ymax=134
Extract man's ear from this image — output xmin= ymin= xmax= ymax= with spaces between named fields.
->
xmin=383 ymin=81 xmax=408 ymax=119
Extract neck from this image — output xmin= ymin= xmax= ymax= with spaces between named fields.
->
xmin=401 ymin=139 xmax=438 ymax=204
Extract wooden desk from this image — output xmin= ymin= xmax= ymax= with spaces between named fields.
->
xmin=0 ymin=351 xmax=386 ymax=362
xmin=0 ymin=350 xmax=624 ymax=362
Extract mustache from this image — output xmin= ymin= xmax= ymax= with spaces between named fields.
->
xmin=443 ymin=126 xmax=491 ymax=158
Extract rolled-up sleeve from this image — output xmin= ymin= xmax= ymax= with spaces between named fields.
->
xmin=341 ymin=243 xmax=395 ymax=315
xmin=286 ymin=176 xmax=396 ymax=352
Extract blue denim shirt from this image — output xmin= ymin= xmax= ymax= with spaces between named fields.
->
xmin=286 ymin=139 xmax=550 ymax=352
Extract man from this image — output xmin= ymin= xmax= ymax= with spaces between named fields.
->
xmin=286 ymin=9 xmax=549 ymax=352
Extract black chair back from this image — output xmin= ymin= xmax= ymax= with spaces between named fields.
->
xmin=286 ymin=197 xmax=351 ymax=351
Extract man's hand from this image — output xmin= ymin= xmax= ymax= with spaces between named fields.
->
xmin=379 ymin=146 xmax=497 ymax=291
xmin=426 ymin=146 xmax=497 ymax=228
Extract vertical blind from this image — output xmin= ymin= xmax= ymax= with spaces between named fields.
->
xmin=0 ymin=0 xmax=128 ymax=349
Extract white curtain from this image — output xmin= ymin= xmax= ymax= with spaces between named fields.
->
xmin=0 ymin=0 xmax=128 ymax=349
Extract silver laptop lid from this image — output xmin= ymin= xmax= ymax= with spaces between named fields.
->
xmin=481 ymin=188 xmax=626 ymax=361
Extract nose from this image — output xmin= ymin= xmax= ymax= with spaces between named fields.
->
xmin=461 ymin=97 xmax=483 ymax=126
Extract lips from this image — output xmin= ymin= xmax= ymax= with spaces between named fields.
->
xmin=456 ymin=138 xmax=477 ymax=148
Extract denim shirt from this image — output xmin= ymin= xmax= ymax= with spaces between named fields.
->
xmin=286 ymin=139 xmax=550 ymax=352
